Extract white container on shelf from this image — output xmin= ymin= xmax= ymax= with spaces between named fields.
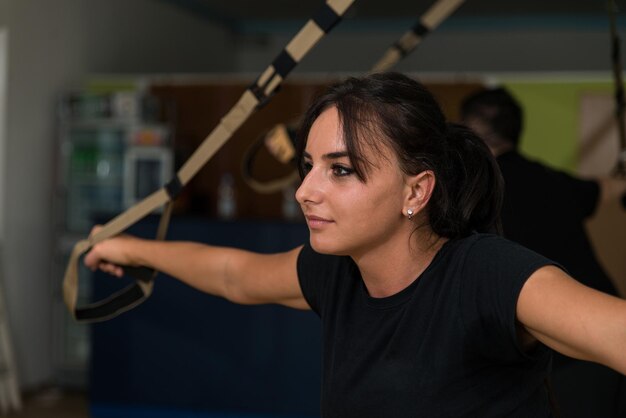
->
xmin=123 ymin=145 xmax=173 ymax=209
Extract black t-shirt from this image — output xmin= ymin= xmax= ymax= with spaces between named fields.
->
xmin=497 ymin=151 xmax=616 ymax=296
xmin=297 ymin=233 xmax=556 ymax=418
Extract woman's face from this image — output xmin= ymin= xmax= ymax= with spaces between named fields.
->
xmin=296 ymin=106 xmax=409 ymax=257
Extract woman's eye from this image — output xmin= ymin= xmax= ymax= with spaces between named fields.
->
xmin=301 ymin=161 xmax=313 ymax=175
xmin=331 ymin=164 xmax=354 ymax=177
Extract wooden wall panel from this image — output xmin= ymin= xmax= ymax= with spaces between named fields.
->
xmin=150 ymin=78 xmax=484 ymax=220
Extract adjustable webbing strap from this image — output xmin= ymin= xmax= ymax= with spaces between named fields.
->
xmin=63 ymin=0 xmax=355 ymax=323
xmin=242 ymin=0 xmax=466 ymax=194
xmin=371 ymin=0 xmax=465 ymax=72
xmin=241 ymin=124 xmax=302 ymax=194
xmin=608 ymin=0 xmax=626 ymax=177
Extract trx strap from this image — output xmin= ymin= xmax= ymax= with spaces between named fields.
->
xmin=241 ymin=124 xmax=302 ymax=194
xmin=242 ymin=0 xmax=466 ymax=194
xmin=370 ymin=0 xmax=465 ymax=73
xmin=63 ymin=0 xmax=355 ymax=323
xmin=608 ymin=0 xmax=626 ymax=177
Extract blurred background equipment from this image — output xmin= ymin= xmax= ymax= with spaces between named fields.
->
xmin=53 ymin=88 xmax=174 ymax=386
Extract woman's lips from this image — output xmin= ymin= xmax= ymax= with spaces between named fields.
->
xmin=305 ymin=215 xmax=334 ymax=229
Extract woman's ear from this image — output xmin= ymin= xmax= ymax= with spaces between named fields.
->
xmin=404 ymin=170 xmax=436 ymax=216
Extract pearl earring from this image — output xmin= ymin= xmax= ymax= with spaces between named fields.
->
xmin=407 ymin=209 xmax=414 ymax=220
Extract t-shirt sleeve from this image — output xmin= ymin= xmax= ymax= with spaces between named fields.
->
xmin=297 ymin=242 xmax=347 ymax=317
xmin=460 ymin=235 xmax=562 ymax=360
xmin=297 ymin=243 xmax=323 ymax=314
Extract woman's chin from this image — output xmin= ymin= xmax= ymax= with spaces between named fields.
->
xmin=309 ymin=238 xmax=349 ymax=256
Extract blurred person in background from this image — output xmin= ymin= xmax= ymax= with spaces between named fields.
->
xmin=461 ymin=86 xmax=626 ymax=417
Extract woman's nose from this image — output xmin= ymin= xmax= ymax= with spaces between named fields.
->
xmin=295 ymin=170 xmax=319 ymax=205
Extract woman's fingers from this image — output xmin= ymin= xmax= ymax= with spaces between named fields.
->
xmin=84 ymin=226 xmax=136 ymax=276
xmin=98 ymin=262 xmax=124 ymax=278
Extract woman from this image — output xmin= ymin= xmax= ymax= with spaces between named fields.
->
xmin=85 ymin=72 xmax=626 ymax=417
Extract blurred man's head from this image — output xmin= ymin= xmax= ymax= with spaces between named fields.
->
xmin=460 ymin=87 xmax=523 ymax=155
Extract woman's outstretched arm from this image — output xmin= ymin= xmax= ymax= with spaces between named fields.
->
xmin=84 ymin=228 xmax=308 ymax=310
xmin=517 ymin=265 xmax=626 ymax=375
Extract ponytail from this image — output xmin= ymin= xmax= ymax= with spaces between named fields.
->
xmin=428 ymin=123 xmax=503 ymax=238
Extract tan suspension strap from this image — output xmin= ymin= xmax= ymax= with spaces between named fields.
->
xmin=371 ymin=0 xmax=465 ymax=73
xmin=63 ymin=0 xmax=355 ymax=323
xmin=241 ymin=123 xmax=302 ymax=194
xmin=242 ymin=0 xmax=466 ymax=194
xmin=608 ymin=0 xmax=626 ymax=177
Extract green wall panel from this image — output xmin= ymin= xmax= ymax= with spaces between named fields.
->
xmin=501 ymin=79 xmax=615 ymax=172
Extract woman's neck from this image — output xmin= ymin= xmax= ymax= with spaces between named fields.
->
xmin=353 ymin=230 xmax=448 ymax=298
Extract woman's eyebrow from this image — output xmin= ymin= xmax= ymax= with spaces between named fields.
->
xmin=323 ymin=151 xmax=349 ymax=161
xmin=302 ymin=150 xmax=349 ymax=161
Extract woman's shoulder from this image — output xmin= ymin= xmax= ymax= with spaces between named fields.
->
xmin=454 ymin=232 xmax=527 ymax=250
xmin=448 ymin=233 xmax=552 ymax=268
xmin=448 ymin=232 xmax=508 ymax=253
xmin=448 ymin=233 xmax=557 ymax=285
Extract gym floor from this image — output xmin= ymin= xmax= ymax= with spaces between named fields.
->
xmin=5 ymin=388 xmax=88 ymax=418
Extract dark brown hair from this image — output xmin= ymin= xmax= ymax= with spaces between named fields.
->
xmin=296 ymin=72 xmax=503 ymax=239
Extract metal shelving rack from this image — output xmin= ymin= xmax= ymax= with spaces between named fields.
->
xmin=51 ymin=90 xmax=173 ymax=388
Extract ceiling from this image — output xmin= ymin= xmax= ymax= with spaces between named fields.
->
xmin=162 ymin=0 xmax=616 ymax=31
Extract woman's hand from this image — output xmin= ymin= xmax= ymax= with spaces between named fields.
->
xmin=83 ymin=226 xmax=142 ymax=278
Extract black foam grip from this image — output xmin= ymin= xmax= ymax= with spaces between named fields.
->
xmin=75 ymin=283 xmax=145 ymax=322
xmin=124 ymin=265 xmax=156 ymax=283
